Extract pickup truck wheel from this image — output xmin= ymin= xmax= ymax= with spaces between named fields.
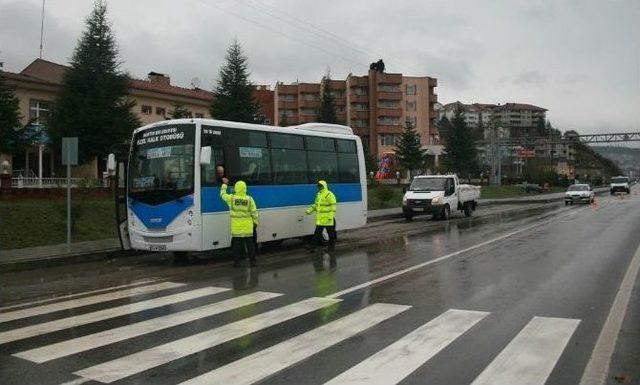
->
xmin=441 ymin=205 xmax=450 ymax=220
xmin=463 ymin=203 xmax=473 ymax=217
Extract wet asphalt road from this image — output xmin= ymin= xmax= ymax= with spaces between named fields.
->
xmin=1 ymin=189 xmax=639 ymax=385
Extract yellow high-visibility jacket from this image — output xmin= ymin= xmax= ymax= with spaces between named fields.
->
xmin=220 ymin=181 xmax=259 ymax=237
xmin=306 ymin=180 xmax=337 ymax=226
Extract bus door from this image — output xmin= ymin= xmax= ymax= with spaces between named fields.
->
xmin=107 ymin=153 xmax=131 ymax=250
xmin=201 ymin=126 xmax=229 ymax=249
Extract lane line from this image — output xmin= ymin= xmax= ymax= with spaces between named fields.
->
xmin=324 ymin=309 xmax=489 ymax=385
xmin=580 ymin=239 xmax=640 ymax=385
xmin=471 ymin=316 xmax=580 ymax=385
xmin=0 ymin=278 xmax=160 ymax=311
xmin=0 ymin=281 xmax=185 ymax=323
xmin=0 ymin=286 xmax=227 ymax=343
xmin=74 ymin=297 xmax=342 ymax=383
xmin=15 ymin=291 xmax=282 ymax=363
xmin=327 ymin=209 xmax=582 ymax=298
xmin=179 ymin=303 xmax=411 ymax=385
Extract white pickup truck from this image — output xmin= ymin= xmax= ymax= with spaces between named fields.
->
xmin=610 ymin=176 xmax=630 ymax=195
xmin=402 ymin=175 xmax=481 ymax=220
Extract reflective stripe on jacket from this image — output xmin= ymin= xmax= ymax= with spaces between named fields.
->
xmin=220 ymin=181 xmax=259 ymax=237
xmin=306 ymin=180 xmax=337 ymax=226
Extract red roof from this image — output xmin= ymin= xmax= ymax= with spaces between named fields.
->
xmin=11 ymin=58 xmax=217 ymax=101
xmin=129 ymin=78 xmax=213 ymax=101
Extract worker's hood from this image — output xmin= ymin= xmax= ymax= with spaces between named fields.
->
xmin=317 ymin=180 xmax=328 ymax=191
xmin=234 ymin=181 xmax=247 ymax=196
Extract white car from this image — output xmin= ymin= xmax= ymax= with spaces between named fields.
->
xmin=565 ymin=184 xmax=594 ymax=205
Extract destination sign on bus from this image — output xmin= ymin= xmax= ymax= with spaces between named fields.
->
xmin=133 ymin=125 xmax=195 ymax=150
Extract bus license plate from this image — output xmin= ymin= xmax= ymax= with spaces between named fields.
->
xmin=148 ymin=244 xmax=167 ymax=251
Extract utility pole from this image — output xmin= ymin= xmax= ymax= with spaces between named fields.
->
xmin=489 ymin=121 xmax=496 ymax=185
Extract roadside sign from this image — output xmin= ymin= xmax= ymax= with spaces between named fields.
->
xmin=517 ymin=148 xmax=535 ymax=158
xmin=62 ymin=137 xmax=78 ymax=165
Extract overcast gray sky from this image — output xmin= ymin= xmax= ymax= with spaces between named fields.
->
xmin=1 ymin=0 xmax=639 ymax=135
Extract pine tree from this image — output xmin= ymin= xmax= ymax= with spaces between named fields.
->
xmin=316 ymin=76 xmax=339 ymax=124
xmin=394 ymin=119 xmax=427 ymax=177
xmin=51 ymin=2 xmax=139 ymax=164
xmin=0 ymin=71 xmax=22 ymax=153
xmin=169 ymin=102 xmax=191 ymax=119
xmin=210 ymin=40 xmax=260 ymax=123
xmin=442 ymin=107 xmax=479 ymax=176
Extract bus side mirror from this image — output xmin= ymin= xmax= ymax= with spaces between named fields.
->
xmin=200 ymin=146 xmax=212 ymax=165
xmin=107 ymin=153 xmax=116 ymax=175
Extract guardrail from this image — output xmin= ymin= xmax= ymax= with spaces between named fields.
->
xmin=11 ymin=177 xmax=108 ymax=188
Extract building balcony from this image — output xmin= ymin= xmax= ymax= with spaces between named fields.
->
xmin=352 ymin=127 xmax=370 ymax=137
xmin=376 ymin=124 xmax=403 ymax=134
xmin=348 ymin=76 xmax=368 ymax=86
xmin=349 ymin=94 xmax=369 ymax=103
xmin=333 ymin=96 xmax=347 ymax=105
xmin=351 ymin=110 xmax=369 ymax=119
xmin=298 ymin=114 xmax=317 ymax=123
xmin=283 ymin=114 xmax=299 ymax=123
xmin=277 ymin=84 xmax=298 ymax=93
xmin=377 ymin=107 xmax=402 ymax=117
xmin=430 ymin=93 xmax=438 ymax=103
xmin=278 ymin=100 xmax=298 ymax=109
xmin=299 ymin=99 xmax=320 ymax=109
xmin=377 ymin=91 xmax=402 ymax=100
xmin=298 ymin=83 xmax=320 ymax=93
xmin=377 ymin=73 xmax=402 ymax=84
xmin=428 ymin=78 xmax=438 ymax=87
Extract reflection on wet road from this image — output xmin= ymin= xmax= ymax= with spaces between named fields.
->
xmin=1 ymin=190 xmax=639 ymax=385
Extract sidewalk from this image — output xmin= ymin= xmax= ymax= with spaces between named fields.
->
xmin=0 ymin=188 xmax=609 ymax=270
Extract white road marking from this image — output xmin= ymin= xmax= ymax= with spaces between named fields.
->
xmin=15 ymin=291 xmax=282 ymax=363
xmin=74 ymin=297 xmax=341 ymax=383
xmin=580 ymin=240 xmax=640 ymax=385
xmin=0 ymin=286 xmax=227 ymax=343
xmin=0 ymin=278 xmax=160 ymax=311
xmin=324 ymin=309 xmax=489 ymax=385
xmin=0 ymin=281 xmax=185 ymax=323
xmin=471 ymin=316 xmax=580 ymax=385
xmin=57 ymin=377 xmax=91 ymax=385
xmin=327 ymin=209 xmax=581 ymax=298
xmin=179 ymin=303 xmax=411 ymax=385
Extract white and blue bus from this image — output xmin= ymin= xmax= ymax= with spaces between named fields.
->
xmin=112 ymin=119 xmax=367 ymax=256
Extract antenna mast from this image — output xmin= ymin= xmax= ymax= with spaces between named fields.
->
xmin=39 ymin=0 xmax=45 ymax=58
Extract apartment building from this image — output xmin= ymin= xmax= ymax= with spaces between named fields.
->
xmin=274 ymin=67 xmax=438 ymax=160
xmin=2 ymin=58 xmax=274 ymax=178
xmin=442 ymin=101 xmax=547 ymax=138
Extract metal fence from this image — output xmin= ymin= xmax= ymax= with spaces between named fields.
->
xmin=11 ymin=177 xmax=108 ymax=188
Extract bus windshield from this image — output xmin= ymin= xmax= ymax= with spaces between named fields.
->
xmin=128 ymin=124 xmax=195 ymax=205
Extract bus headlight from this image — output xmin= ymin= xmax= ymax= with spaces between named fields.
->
xmin=432 ymin=196 xmax=443 ymax=204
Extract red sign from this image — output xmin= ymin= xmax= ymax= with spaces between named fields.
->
xmin=517 ymin=148 xmax=535 ymax=158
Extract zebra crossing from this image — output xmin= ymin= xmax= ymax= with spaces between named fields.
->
xmin=1 ymin=280 xmax=581 ymax=385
